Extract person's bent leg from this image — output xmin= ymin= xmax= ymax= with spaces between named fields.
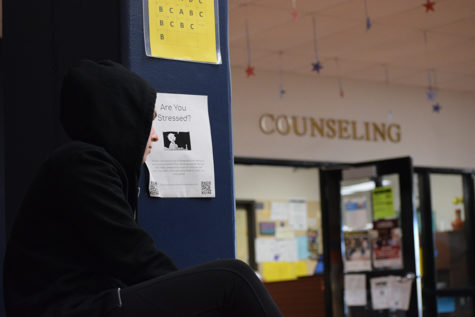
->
xmin=108 ymin=259 xmax=282 ymax=317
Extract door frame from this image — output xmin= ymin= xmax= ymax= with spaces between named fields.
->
xmin=415 ymin=166 xmax=475 ymax=315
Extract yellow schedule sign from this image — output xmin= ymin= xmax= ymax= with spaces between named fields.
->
xmin=262 ymin=261 xmax=307 ymax=282
xmin=146 ymin=0 xmax=220 ymax=63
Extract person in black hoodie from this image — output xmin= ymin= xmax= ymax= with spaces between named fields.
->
xmin=3 ymin=60 xmax=282 ymax=317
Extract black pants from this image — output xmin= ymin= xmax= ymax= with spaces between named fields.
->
xmin=108 ymin=259 xmax=283 ymax=317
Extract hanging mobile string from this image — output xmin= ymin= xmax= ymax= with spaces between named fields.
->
xmin=364 ymin=0 xmax=372 ymax=30
xmin=279 ymin=51 xmax=286 ymax=98
xmin=245 ymin=17 xmax=255 ymax=77
xmin=311 ymin=16 xmax=323 ymax=73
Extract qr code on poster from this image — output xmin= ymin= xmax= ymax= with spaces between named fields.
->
xmin=149 ymin=181 xmax=159 ymax=196
xmin=201 ymin=181 xmax=212 ymax=195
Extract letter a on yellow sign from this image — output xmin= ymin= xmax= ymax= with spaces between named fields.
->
xmin=144 ymin=0 xmax=221 ymax=64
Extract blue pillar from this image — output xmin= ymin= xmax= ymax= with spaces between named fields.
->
xmin=122 ymin=0 xmax=235 ymax=268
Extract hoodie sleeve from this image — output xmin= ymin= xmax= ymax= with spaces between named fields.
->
xmin=63 ymin=148 xmax=178 ymax=285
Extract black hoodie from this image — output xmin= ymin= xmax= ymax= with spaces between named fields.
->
xmin=3 ymin=60 xmax=178 ymax=317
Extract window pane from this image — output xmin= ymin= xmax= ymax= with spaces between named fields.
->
xmin=430 ymin=174 xmax=469 ymax=289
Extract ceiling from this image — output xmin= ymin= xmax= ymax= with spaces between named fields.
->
xmin=229 ymin=0 xmax=475 ymax=93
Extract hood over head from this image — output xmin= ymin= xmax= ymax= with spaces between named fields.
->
xmin=60 ymin=60 xmax=156 ymax=208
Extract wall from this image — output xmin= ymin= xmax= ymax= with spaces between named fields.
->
xmin=234 ymin=165 xmax=319 ymax=201
xmin=232 ymin=67 xmax=475 ymax=169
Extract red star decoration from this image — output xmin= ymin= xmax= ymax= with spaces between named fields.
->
xmin=245 ymin=66 xmax=255 ymax=77
xmin=340 ymin=90 xmax=345 ymax=98
xmin=291 ymin=9 xmax=298 ymax=21
xmin=422 ymin=0 xmax=435 ymax=12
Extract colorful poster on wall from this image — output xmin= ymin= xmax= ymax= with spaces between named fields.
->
xmin=343 ymin=231 xmax=371 ymax=272
xmin=144 ymin=0 xmax=221 ymax=64
xmin=146 ymin=93 xmax=215 ymax=197
xmin=372 ymin=219 xmax=403 ymax=269
xmin=259 ymin=222 xmax=276 ymax=235
xmin=372 ymin=186 xmax=395 ymax=219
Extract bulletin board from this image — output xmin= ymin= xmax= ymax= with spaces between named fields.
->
xmin=253 ymin=199 xmax=323 ymax=282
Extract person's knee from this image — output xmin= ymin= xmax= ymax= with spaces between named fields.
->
xmin=219 ymin=259 xmax=256 ymax=278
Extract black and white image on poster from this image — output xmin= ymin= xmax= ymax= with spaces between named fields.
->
xmin=163 ymin=131 xmax=192 ymax=150
xmin=146 ymin=93 xmax=215 ymax=198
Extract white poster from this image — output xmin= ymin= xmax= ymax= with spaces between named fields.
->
xmin=289 ymin=200 xmax=307 ymax=231
xmin=370 ymin=275 xmax=414 ymax=311
xmin=370 ymin=276 xmax=390 ymax=310
xmin=343 ymin=196 xmax=370 ymax=230
xmin=388 ymin=276 xmax=413 ymax=311
xmin=344 ymin=274 xmax=367 ymax=306
xmin=255 ymin=238 xmax=298 ymax=262
xmin=271 ymin=202 xmax=290 ymax=220
xmin=146 ymin=93 xmax=215 ymax=198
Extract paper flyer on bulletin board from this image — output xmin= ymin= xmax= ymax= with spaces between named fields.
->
xmin=372 ymin=186 xmax=395 ymax=219
xmin=146 ymin=93 xmax=215 ymax=198
xmin=343 ymin=231 xmax=371 ymax=272
xmin=143 ymin=0 xmax=222 ymax=64
xmin=372 ymin=219 xmax=403 ymax=269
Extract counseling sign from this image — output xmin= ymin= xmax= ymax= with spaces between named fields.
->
xmin=144 ymin=0 xmax=221 ymax=63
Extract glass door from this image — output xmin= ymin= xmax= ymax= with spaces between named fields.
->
xmin=320 ymin=157 xmax=421 ymax=317
xmin=416 ymin=168 xmax=475 ymax=316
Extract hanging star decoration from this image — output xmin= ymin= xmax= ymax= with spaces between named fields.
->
xmin=291 ymin=0 xmax=298 ymax=21
xmin=432 ymin=103 xmax=441 ymax=113
xmin=312 ymin=61 xmax=323 ymax=73
xmin=280 ymin=88 xmax=286 ymax=98
xmin=364 ymin=0 xmax=372 ymax=30
xmin=291 ymin=9 xmax=298 ymax=21
xmin=246 ymin=66 xmax=255 ymax=77
xmin=311 ymin=17 xmax=323 ymax=73
xmin=423 ymin=0 xmax=436 ymax=12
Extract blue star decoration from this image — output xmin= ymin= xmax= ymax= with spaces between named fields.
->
xmin=432 ymin=103 xmax=441 ymax=113
xmin=366 ymin=17 xmax=372 ymax=30
xmin=280 ymin=88 xmax=286 ymax=98
xmin=426 ymin=89 xmax=436 ymax=101
xmin=312 ymin=61 xmax=323 ymax=73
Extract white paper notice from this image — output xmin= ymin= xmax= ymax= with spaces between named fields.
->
xmin=370 ymin=276 xmax=390 ymax=310
xmin=146 ymin=93 xmax=215 ymax=198
xmin=255 ymin=238 xmax=277 ymax=263
xmin=289 ymin=200 xmax=307 ymax=231
xmin=271 ymin=202 xmax=290 ymax=220
xmin=277 ymin=238 xmax=298 ymax=262
xmin=388 ymin=277 xmax=413 ymax=311
xmin=255 ymin=238 xmax=298 ymax=262
xmin=344 ymin=274 xmax=367 ymax=306
xmin=343 ymin=196 xmax=369 ymax=230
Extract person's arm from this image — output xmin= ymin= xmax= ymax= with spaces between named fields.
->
xmin=63 ymin=149 xmax=178 ymax=285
